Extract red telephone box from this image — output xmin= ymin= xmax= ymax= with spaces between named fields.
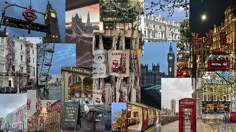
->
xmin=179 ymin=98 xmax=196 ymax=132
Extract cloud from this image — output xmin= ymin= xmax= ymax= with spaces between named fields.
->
xmin=161 ymin=78 xmax=193 ymax=112
xmin=0 ymin=94 xmax=27 ymax=118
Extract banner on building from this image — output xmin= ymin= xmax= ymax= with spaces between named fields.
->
xmin=92 ymin=50 xmax=108 ymax=78
xmin=93 ymin=90 xmax=103 ymax=104
xmin=108 ymin=50 xmax=130 ymax=77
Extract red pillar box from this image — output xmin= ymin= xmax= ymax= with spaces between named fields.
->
xmin=179 ymin=98 xmax=196 ymax=132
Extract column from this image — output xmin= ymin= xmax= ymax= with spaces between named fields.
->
xmin=81 ymin=76 xmax=85 ymax=98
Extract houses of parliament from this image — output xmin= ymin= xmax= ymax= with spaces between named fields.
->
xmin=141 ymin=43 xmax=175 ymax=88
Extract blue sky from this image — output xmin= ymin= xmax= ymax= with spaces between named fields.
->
xmin=0 ymin=0 xmax=65 ymax=42
xmin=141 ymin=42 xmax=177 ymax=75
xmin=49 ymin=44 xmax=76 ymax=75
xmin=112 ymin=103 xmax=126 ymax=122
xmin=144 ymin=0 xmax=188 ymax=22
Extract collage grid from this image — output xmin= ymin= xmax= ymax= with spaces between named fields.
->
xmin=0 ymin=0 xmax=235 ymax=132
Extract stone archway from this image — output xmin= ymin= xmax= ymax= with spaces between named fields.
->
xmin=61 ymin=66 xmax=92 ymax=104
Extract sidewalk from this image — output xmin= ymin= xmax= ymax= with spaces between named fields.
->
xmin=62 ymin=118 xmax=111 ymax=132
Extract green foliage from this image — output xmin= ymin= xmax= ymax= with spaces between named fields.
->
xmin=177 ymin=19 xmax=190 ymax=50
xmin=146 ymin=0 xmax=189 ymax=17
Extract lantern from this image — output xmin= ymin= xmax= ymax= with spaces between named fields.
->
xmin=36 ymin=100 xmax=42 ymax=111
xmin=56 ymin=103 xmax=61 ymax=113
xmin=46 ymin=102 xmax=51 ymax=112
xmin=27 ymin=99 xmax=31 ymax=110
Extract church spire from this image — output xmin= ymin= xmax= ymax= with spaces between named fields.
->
xmin=86 ymin=12 xmax=91 ymax=26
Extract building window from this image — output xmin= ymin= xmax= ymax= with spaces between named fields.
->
xmin=32 ymin=49 xmax=34 ymax=54
xmin=21 ymin=45 xmax=23 ymax=50
xmin=12 ymin=66 xmax=15 ymax=72
xmin=21 ymin=55 xmax=23 ymax=61
xmin=33 ymin=58 xmax=34 ymax=63
xmin=33 ymin=67 xmax=35 ymax=76
xmin=0 ymin=63 xmax=4 ymax=72
xmin=20 ymin=67 xmax=23 ymax=72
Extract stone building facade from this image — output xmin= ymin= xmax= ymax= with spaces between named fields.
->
xmin=0 ymin=37 xmax=37 ymax=92
xmin=142 ymin=14 xmax=180 ymax=42
xmin=141 ymin=63 xmax=167 ymax=87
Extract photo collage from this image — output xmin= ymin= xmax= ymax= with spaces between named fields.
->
xmin=0 ymin=0 xmax=236 ymax=132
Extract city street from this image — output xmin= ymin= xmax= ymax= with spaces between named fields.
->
xmin=161 ymin=120 xmax=203 ymax=132
xmin=62 ymin=117 xmax=110 ymax=132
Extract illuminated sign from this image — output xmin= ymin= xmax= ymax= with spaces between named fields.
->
xmin=22 ymin=9 xmax=37 ymax=22
xmin=207 ymin=52 xmax=230 ymax=71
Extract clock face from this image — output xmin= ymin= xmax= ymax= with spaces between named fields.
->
xmin=169 ymin=55 xmax=173 ymax=60
xmin=50 ymin=12 xmax=56 ymax=18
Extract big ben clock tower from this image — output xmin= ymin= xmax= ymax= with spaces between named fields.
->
xmin=167 ymin=43 xmax=175 ymax=77
xmin=44 ymin=1 xmax=61 ymax=43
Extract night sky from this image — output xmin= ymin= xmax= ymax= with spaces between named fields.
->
xmin=190 ymin=0 xmax=231 ymax=36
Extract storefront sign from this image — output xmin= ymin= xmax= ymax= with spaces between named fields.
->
xmin=108 ymin=50 xmax=130 ymax=77
xmin=61 ymin=102 xmax=79 ymax=130
xmin=207 ymin=51 xmax=231 ymax=71
xmin=208 ymin=61 xmax=230 ymax=70
xmin=92 ymin=50 xmax=108 ymax=78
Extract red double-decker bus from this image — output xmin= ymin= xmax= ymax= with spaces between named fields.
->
xmin=207 ymin=51 xmax=230 ymax=71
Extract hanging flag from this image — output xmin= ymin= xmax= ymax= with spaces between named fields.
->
xmin=192 ymin=32 xmax=198 ymax=47
xmin=26 ymin=99 xmax=31 ymax=110
xmin=36 ymin=100 xmax=42 ymax=111
xmin=46 ymin=102 xmax=52 ymax=112
xmin=206 ymin=32 xmax=212 ymax=46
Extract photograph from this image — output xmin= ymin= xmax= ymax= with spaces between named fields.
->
xmin=190 ymin=0 xmax=236 ymax=131
xmin=161 ymin=78 xmax=196 ymax=132
xmin=27 ymin=90 xmax=61 ymax=132
xmin=0 ymin=0 xmax=65 ymax=43
xmin=0 ymin=94 xmax=27 ymax=131
xmin=66 ymin=1 xmax=100 ymax=67
xmin=0 ymin=37 xmax=38 ymax=94
xmin=37 ymin=43 xmax=76 ymax=100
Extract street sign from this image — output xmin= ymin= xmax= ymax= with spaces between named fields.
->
xmin=61 ymin=101 xmax=79 ymax=130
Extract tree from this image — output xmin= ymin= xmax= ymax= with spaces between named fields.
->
xmin=177 ymin=19 xmax=190 ymax=50
xmin=145 ymin=0 xmax=189 ymax=17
